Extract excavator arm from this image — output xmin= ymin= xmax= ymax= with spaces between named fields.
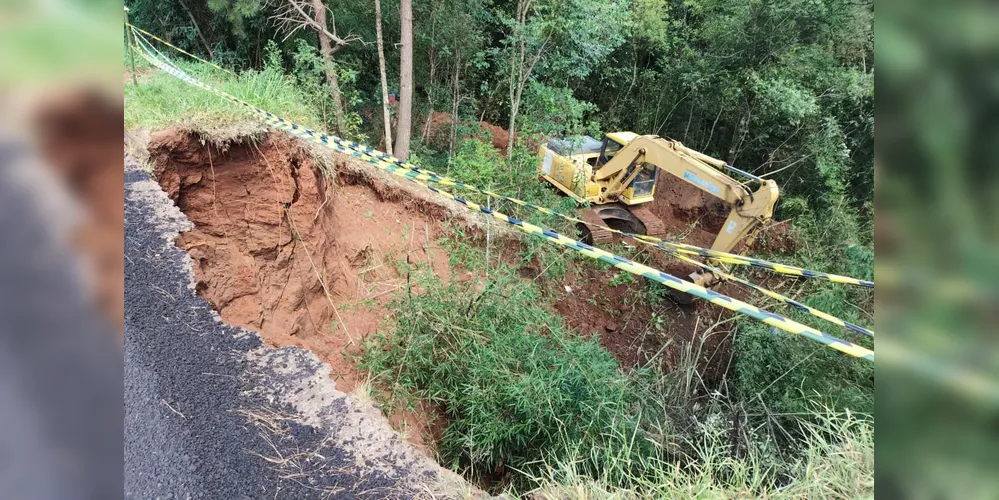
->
xmin=593 ymin=135 xmax=779 ymax=254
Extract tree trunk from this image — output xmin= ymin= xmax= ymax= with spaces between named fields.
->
xmin=395 ymin=0 xmax=414 ymax=160
xmin=422 ymin=3 xmax=438 ymax=143
xmin=374 ymin=0 xmax=392 ymax=153
xmin=505 ymin=15 xmax=520 ymax=160
xmin=448 ymin=52 xmax=461 ymax=159
xmin=177 ymin=0 xmax=213 ymax=59
xmin=506 ymin=0 xmax=529 ymax=160
xmin=313 ymin=0 xmax=345 ymax=135
xmin=506 ymin=58 xmax=518 ymax=160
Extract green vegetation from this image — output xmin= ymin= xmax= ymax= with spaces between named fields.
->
xmin=124 ymin=0 xmax=874 ymax=495
xmin=125 ymin=49 xmax=321 ymax=133
xmin=532 ymin=410 xmax=873 ymax=499
xmin=360 ymin=268 xmax=644 ymax=482
xmin=734 ymin=213 xmax=874 ymax=421
xmin=360 ymin=251 xmax=873 ymax=496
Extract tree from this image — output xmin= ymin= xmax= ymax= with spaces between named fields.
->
xmin=395 ymin=0 xmax=414 ymax=159
xmin=498 ymin=0 xmax=627 ymax=158
xmin=177 ymin=0 xmax=214 ymax=58
xmin=272 ymin=0 xmax=360 ymax=135
xmin=504 ymin=0 xmax=549 ymax=159
xmin=374 ymin=0 xmax=393 ymax=153
xmin=207 ymin=0 xmax=265 ymax=38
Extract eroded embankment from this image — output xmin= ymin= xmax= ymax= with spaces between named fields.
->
xmin=148 ymin=129 xmax=471 ymax=446
xmin=146 ymin=127 xmax=787 ymax=455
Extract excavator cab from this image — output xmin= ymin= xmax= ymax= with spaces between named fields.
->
xmin=596 ymin=133 xmax=658 ymax=204
xmin=596 ymin=135 xmax=625 ymax=166
xmin=626 ymin=163 xmax=658 ymax=200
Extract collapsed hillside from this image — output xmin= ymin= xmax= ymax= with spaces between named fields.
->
xmin=146 ymin=128 xmax=778 ymax=453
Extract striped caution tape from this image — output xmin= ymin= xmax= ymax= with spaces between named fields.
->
xmin=669 ymin=252 xmax=873 ymax=337
xmin=131 ymin=33 xmax=874 ymax=361
xmin=127 ymin=23 xmax=235 ymax=76
xmin=130 ymin=25 xmax=873 ymax=290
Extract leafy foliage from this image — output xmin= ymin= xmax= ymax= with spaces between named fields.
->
xmin=360 ymin=268 xmax=642 ymax=482
xmin=288 ymin=39 xmax=367 ymax=141
xmin=734 ymin=208 xmax=874 ymax=420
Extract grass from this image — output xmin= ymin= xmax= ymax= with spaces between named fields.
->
xmin=359 ymin=230 xmax=874 ymax=497
xmin=529 ymin=410 xmax=873 ymax=499
xmin=360 ymin=267 xmax=644 ymax=487
xmin=732 ymin=210 xmax=875 ymax=424
xmin=124 ymin=56 xmax=322 ymax=137
xmin=359 ymin=260 xmax=874 ymax=497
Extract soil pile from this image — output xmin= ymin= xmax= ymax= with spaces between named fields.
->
xmin=424 ymin=111 xmax=512 ymax=151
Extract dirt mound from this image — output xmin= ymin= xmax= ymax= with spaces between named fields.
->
xmin=648 ymin=173 xmax=798 ymax=255
xmin=647 ymin=175 xmax=729 ymax=249
xmin=149 ymin=129 xmax=461 ymax=451
xmin=425 ymin=111 xmax=511 ymax=152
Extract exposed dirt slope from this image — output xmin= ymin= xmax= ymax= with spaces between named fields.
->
xmin=146 ymin=127 xmax=789 ymax=452
xmin=149 ymin=129 xmax=471 ymax=450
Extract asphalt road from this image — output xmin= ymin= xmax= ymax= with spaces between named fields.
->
xmin=124 ymin=159 xmax=454 ymax=499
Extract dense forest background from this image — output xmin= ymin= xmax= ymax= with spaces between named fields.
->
xmin=127 ymin=0 xmax=873 ymax=230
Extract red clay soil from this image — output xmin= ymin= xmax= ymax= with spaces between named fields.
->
xmin=647 ymin=172 xmax=800 ymax=252
xmin=553 ymin=264 xmax=736 ymax=384
xmin=552 ymin=172 xmax=796 ymax=383
xmin=149 ymin=129 xmax=459 ymax=451
xmin=640 ymin=173 xmax=798 ymax=292
xmin=34 ymin=90 xmax=125 ymax=334
xmin=648 ymin=175 xmax=729 ymax=248
xmin=424 ymin=111 xmax=512 ymax=152
xmin=147 ymin=127 xmax=790 ymax=448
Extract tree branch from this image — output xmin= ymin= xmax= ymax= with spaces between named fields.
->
xmin=271 ymin=0 xmax=360 ymax=50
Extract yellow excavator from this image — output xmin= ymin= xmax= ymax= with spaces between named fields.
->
xmin=538 ymin=132 xmax=780 ymax=287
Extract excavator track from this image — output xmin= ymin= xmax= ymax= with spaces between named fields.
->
xmin=579 ymin=210 xmax=615 ymax=245
xmin=577 ymin=203 xmax=667 ymax=245
xmin=627 ymin=206 xmax=667 ymax=238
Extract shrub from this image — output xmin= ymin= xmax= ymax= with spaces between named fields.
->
xmin=733 ymin=202 xmax=874 ymax=425
xmin=360 ymin=267 xmax=642 ymax=483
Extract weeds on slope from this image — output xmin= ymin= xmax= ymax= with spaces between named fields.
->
xmin=359 ymin=267 xmax=651 ymax=487
xmin=529 ymin=410 xmax=874 ymax=499
xmin=359 ymin=264 xmax=874 ymax=497
xmin=734 ymin=210 xmax=875 ymax=423
xmin=359 ymin=197 xmax=875 ymax=496
xmin=125 ymin=44 xmax=321 ymax=134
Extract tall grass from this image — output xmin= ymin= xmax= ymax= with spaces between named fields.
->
xmin=124 ymin=53 xmax=322 ymax=133
xmin=734 ymin=208 xmax=874 ymax=422
xmin=360 ymin=252 xmax=874 ymax=497
xmin=529 ymin=410 xmax=873 ymax=499
xmin=360 ymin=267 xmax=647 ymax=487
